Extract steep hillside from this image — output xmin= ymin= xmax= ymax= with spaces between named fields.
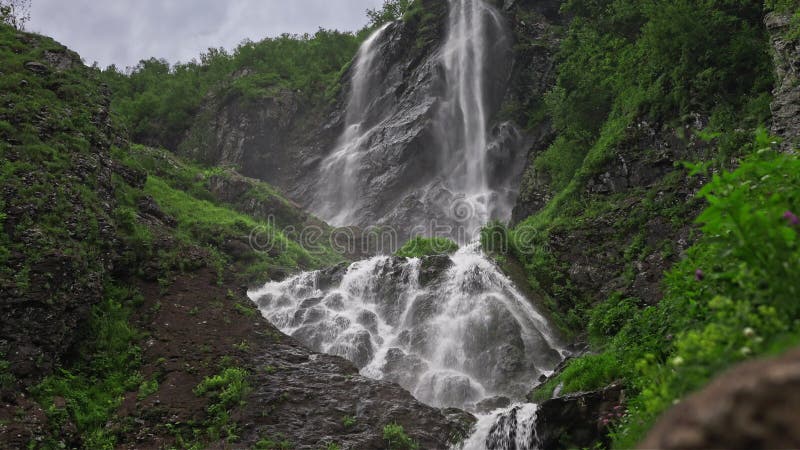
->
xmin=0 ymin=24 xmax=472 ymax=449
xmin=507 ymin=1 xmax=800 ymax=447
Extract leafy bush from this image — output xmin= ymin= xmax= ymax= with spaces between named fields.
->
xmin=588 ymin=294 xmax=639 ymax=346
xmin=383 ymin=423 xmax=419 ymax=450
xmin=534 ymin=132 xmax=800 ymax=448
xmin=194 ymin=366 xmax=251 ymax=441
xmin=101 ymin=29 xmax=362 ymax=150
xmin=395 ymin=237 xmax=459 ymax=258
xmin=33 ymin=285 xmax=144 ymax=449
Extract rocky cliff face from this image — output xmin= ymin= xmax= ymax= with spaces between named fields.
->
xmin=180 ymin=0 xmax=563 ymax=241
xmin=767 ymin=13 xmax=800 ymax=151
xmin=0 ymin=36 xmax=122 ymax=384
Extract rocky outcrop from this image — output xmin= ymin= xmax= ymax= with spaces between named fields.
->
xmin=766 ymin=13 xmax=800 ymax=151
xmin=640 ymin=348 xmax=800 ymax=449
xmin=180 ymin=0 xmax=563 ymax=240
xmin=516 ymin=119 xmax=708 ymax=318
xmin=113 ymin=267 xmax=474 ymax=450
xmin=179 ymin=86 xmax=339 ymax=196
xmin=0 ymin=40 xmax=122 ymax=383
xmin=534 ymin=383 xmax=625 ymax=450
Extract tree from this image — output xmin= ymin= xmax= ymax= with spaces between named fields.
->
xmin=366 ymin=0 xmax=413 ymax=28
xmin=0 ymin=0 xmax=31 ymax=30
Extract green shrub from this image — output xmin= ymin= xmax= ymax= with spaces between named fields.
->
xmin=588 ymin=294 xmax=639 ymax=346
xmin=395 ymin=237 xmax=459 ymax=258
xmin=194 ymin=366 xmax=251 ymax=441
xmin=383 ymin=423 xmax=419 ymax=450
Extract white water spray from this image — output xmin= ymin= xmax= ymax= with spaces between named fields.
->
xmin=311 ymin=23 xmax=391 ymax=226
xmin=248 ymin=244 xmax=562 ymax=411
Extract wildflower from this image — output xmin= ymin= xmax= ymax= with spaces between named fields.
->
xmin=671 ymin=356 xmax=685 ymax=366
xmin=740 ymin=346 xmax=752 ymax=356
xmin=743 ymin=327 xmax=756 ymax=338
xmin=695 ymin=269 xmax=704 ymax=281
xmin=784 ymin=210 xmax=799 ymax=226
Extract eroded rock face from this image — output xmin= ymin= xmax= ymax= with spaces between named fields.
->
xmin=767 ymin=13 xmax=800 ymax=151
xmin=181 ymin=0 xmax=563 ymax=241
xmin=640 ymin=348 xmax=800 ymax=449
xmin=534 ymin=383 xmax=625 ymax=450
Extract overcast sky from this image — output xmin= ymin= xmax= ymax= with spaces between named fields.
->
xmin=27 ymin=0 xmax=384 ymax=69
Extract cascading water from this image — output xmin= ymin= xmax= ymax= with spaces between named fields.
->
xmin=434 ymin=0 xmax=510 ymax=236
xmin=252 ymin=1 xmax=564 ymax=448
xmin=311 ymin=22 xmax=392 ymax=227
xmin=249 ymin=244 xmax=562 ymax=411
xmin=311 ymin=0 xmax=515 ymax=241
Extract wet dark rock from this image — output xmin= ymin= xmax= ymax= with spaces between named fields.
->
xmin=418 ymin=254 xmax=454 ymax=286
xmin=137 ymin=195 xmax=177 ymax=227
xmin=534 ymin=383 xmax=625 ymax=450
xmin=766 ymin=13 xmax=800 ymax=151
xmin=475 ymin=396 xmax=512 ymax=414
xmin=243 ymin=336 xmax=475 ymax=450
xmin=23 ymin=61 xmax=49 ymax=74
xmin=640 ymin=348 xmax=800 ymax=449
xmin=317 ymin=263 xmax=349 ymax=290
xmin=382 ymin=348 xmax=429 ymax=388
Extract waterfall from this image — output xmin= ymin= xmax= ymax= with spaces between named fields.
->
xmin=254 ymin=1 xmax=561 ymax=448
xmin=311 ymin=23 xmax=391 ymax=227
xmin=311 ymin=0 xmax=514 ymax=240
xmin=248 ymin=244 xmax=562 ymax=411
xmin=434 ymin=0 xmax=509 ymax=235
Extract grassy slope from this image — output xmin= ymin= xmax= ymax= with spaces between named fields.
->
xmin=505 ymin=0 xmax=800 ymax=447
xmin=0 ymin=23 xmax=343 ymax=448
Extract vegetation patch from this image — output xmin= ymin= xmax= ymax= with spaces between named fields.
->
xmin=395 ymin=236 xmax=459 ymax=258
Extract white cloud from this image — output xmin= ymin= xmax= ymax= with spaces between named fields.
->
xmin=28 ymin=0 xmax=384 ymax=68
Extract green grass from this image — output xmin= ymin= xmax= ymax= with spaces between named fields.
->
xmin=395 ymin=237 xmax=458 ymax=258
xmin=194 ymin=366 xmax=251 ymax=442
xmin=383 ymin=423 xmax=419 ymax=450
xmin=32 ymin=285 xmax=144 ymax=449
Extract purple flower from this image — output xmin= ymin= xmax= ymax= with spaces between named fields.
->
xmin=784 ymin=211 xmax=799 ymax=226
xmin=695 ymin=269 xmax=704 ymax=281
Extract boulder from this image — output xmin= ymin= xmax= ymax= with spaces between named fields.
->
xmin=534 ymin=383 xmax=625 ymax=450
xmin=640 ymin=348 xmax=800 ymax=449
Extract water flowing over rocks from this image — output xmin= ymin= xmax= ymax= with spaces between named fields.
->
xmin=249 ymin=243 xmax=564 ymax=413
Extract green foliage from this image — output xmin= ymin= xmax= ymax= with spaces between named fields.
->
xmin=255 ymin=437 xmax=293 ymax=449
xmin=33 ymin=285 xmax=144 ymax=449
xmin=101 ymin=29 xmax=362 ymax=149
xmin=194 ymin=367 xmax=251 ymax=441
xmin=480 ymin=221 xmax=510 ymax=256
xmin=535 ymin=133 xmax=800 ymax=448
xmin=395 ymin=236 xmax=459 ymax=258
xmin=342 ymin=415 xmax=356 ymax=428
xmin=588 ymin=294 xmax=640 ymax=346
xmin=526 ymin=0 xmax=773 ymax=204
xmin=0 ymin=0 xmax=30 ymax=30
xmin=138 ymin=378 xmax=159 ymax=399
xmin=366 ymin=0 xmax=414 ymax=27
xmin=383 ymin=423 xmax=419 ymax=450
